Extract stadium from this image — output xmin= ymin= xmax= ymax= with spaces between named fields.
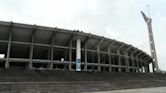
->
xmin=0 ymin=21 xmax=152 ymax=73
xmin=1 ymin=21 xmax=166 ymax=93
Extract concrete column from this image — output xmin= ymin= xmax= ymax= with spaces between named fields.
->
xmin=84 ymin=44 xmax=87 ymax=71
xmin=140 ymin=59 xmax=143 ymax=73
xmin=63 ymin=50 xmax=67 ymax=70
xmin=49 ymin=33 xmax=54 ymax=70
xmin=29 ymin=30 xmax=35 ymax=69
xmin=103 ymin=54 xmax=106 ymax=71
xmin=147 ymin=63 xmax=150 ymax=73
xmin=68 ymin=41 xmax=72 ymax=71
xmin=48 ymin=50 xmax=51 ymax=60
xmin=125 ymin=52 xmax=129 ymax=72
xmin=144 ymin=62 xmax=147 ymax=73
xmin=152 ymin=61 xmax=155 ymax=73
xmin=76 ymin=38 xmax=81 ymax=71
xmin=92 ymin=52 xmax=95 ymax=71
xmin=136 ymin=56 xmax=140 ymax=73
xmin=5 ymin=24 xmax=13 ymax=69
xmin=131 ymin=54 xmax=135 ymax=72
xmin=108 ymin=48 xmax=112 ymax=72
xmin=117 ymin=50 xmax=121 ymax=72
xmin=97 ymin=46 xmax=101 ymax=72
xmin=50 ymin=46 xmax=54 ymax=69
xmin=47 ymin=50 xmax=51 ymax=68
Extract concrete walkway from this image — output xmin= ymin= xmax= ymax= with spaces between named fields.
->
xmin=84 ymin=87 xmax=166 ymax=93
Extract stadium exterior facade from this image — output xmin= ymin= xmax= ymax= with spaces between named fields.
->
xmin=0 ymin=21 xmax=153 ymax=73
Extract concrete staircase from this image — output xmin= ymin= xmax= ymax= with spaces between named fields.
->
xmin=0 ymin=68 xmax=166 ymax=93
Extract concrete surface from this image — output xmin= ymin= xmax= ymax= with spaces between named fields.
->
xmin=84 ymin=87 xmax=166 ymax=93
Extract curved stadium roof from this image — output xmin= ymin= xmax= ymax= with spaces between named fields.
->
xmin=0 ymin=21 xmax=152 ymax=64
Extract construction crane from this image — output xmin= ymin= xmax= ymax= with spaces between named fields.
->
xmin=141 ymin=11 xmax=159 ymax=73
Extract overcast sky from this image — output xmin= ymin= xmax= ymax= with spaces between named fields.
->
xmin=0 ymin=0 xmax=165 ymax=70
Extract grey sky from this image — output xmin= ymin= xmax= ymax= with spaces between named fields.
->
xmin=0 ymin=0 xmax=165 ymax=70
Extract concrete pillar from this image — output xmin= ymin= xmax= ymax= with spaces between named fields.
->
xmin=131 ymin=54 xmax=135 ymax=72
xmin=117 ymin=50 xmax=121 ymax=72
xmin=49 ymin=34 xmax=54 ymax=70
xmin=97 ymin=46 xmax=101 ymax=72
xmin=103 ymin=54 xmax=106 ymax=71
xmin=144 ymin=62 xmax=147 ymax=73
xmin=108 ymin=48 xmax=112 ymax=72
xmin=147 ymin=63 xmax=150 ymax=73
xmin=48 ymin=50 xmax=51 ymax=60
xmin=68 ymin=41 xmax=72 ymax=71
xmin=63 ymin=50 xmax=67 ymax=70
xmin=47 ymin=50 xmax=51 ymax=68
xmin=50 ymin=46 xmax=54 ymax=69
xmin=92 ymin=52 xmax=95 ymax=71
xmin=84 ymin=45 xmax=87 ymax=71
xmin=136 ymin=56 xmax=140 ymax=73
xmin=152 ymin=61 xmax=155 ymax=73
xmin=140 ymin=59 xmax=143 ymax=73
xmin=5 ymin=25 xmax=12 ymax=69
xmin=29 ymin=30 xmax=35 ymax=69
xmin=125 ymin=52 xmax=129 ymax=72
xmin=76 ymin=38 xmax=81 ymax=71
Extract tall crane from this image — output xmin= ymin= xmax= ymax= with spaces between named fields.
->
xmin=141 ymin=11 xmax=159 ymax=72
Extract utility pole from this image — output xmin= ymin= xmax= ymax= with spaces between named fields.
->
xmin=141 ymin=11 xmax=159 ymax=72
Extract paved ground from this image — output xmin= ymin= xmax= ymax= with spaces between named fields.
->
xmin=84 ymin=87 xmax=166 ymax=93
xmin=0 ymin=82 xmax=166 ymax=93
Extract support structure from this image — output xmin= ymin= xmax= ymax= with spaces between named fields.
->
xmin=5 ymin=22 xmax=13 ymax=69
xmin=117 ymin=44 xmax=125 ymax=72
xmin=141 ymin=11 xmax=159 ymax=72
xmin=29 ymin=25 xmax=36 ymax=69
xmin=68 ymin=41 xmax=72 ymax=71
xmin=84 ymin=44 xmax=87 ymax=71
xmin=124 ymin=52 xmax=129 ymax=72
xmin=49 ymin=31 xmax=56 ymax=70
xmin=0 ymin=21 xmax=152 ymax=73
xmin=76 ymin=38 xmax=81 ymax=71
xmin=124 ymin=47 xmax=132 ymax=72
xmin=108 ymin=47 xmax=111 ymax=72
xmin=97 ymin=46 xmax=101 ymax=72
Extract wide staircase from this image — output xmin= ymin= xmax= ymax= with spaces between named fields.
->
xmin=0 ymin=68 xmax=166 ymax=93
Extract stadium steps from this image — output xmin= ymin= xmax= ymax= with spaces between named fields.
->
xmin=0 ymin=68 xmax=166 ymax=82
xmin=0 ymin=68 xmax=166 ymax=92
